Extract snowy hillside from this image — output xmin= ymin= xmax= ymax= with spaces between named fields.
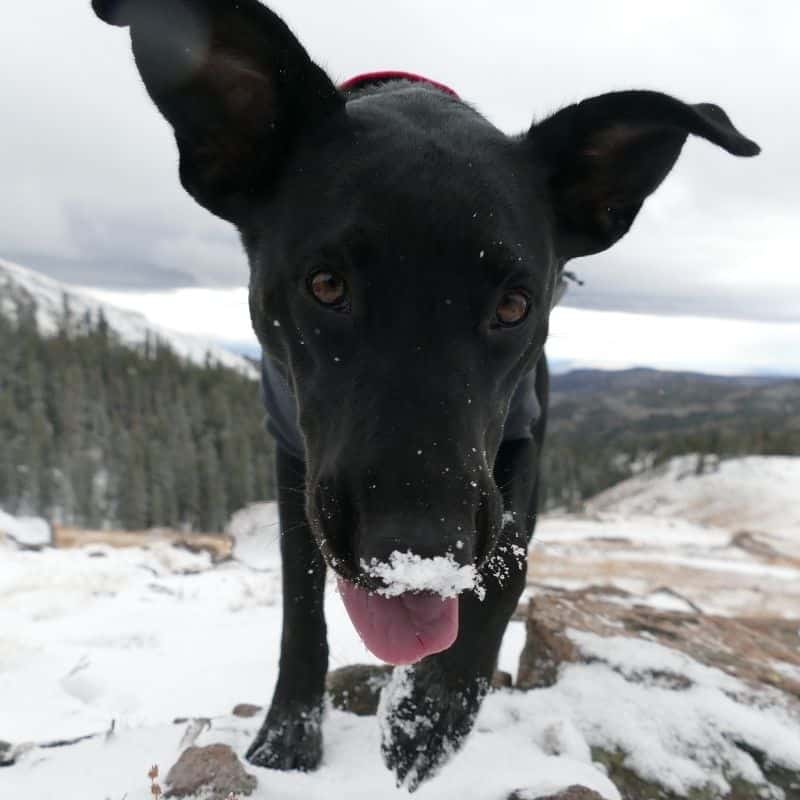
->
xmin=585 ymin=454 xmax=800 ymax=539
xmin=0 ymin=257 xmax=257 ymax=378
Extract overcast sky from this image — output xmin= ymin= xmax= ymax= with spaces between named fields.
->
xmin=2 ymin=1 xmax=799 ymax=373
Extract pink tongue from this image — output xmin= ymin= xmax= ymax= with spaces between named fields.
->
xmin=337 ymin=579 xmax=459 ymax=665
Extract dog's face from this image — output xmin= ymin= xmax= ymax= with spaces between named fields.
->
xmin=93 ymin=0 xmax=758 ymax=661
xmin=246 ymin=91 xmax=555 ymax=576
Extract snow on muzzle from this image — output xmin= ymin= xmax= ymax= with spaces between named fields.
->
xmin=337 ymin=551 xmax=484 ymax=665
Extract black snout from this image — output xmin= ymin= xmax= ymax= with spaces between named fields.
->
xmin=356 ymin=513 xmax=476 ymax=569
xmin=309 ymin=465 xmax=502 ymax=588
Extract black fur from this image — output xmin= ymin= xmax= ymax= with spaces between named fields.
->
xmin=92 ymin=0 xmax=759 ymax=789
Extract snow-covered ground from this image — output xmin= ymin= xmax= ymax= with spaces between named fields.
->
xmin=1 ymin=456 xmax=799 ymax=799
xmin=531 ymin=455 xmax=800 ymax=617
xmin=0 ymin=509 xmax=51 ymax=548
xmin=0 ymin=257 xmax=257 ymax=377
xmin=1 ymin=525 xmax=553 ymax=799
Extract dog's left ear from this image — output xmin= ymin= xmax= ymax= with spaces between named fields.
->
xmin=528 ymin=90 xmax=760 ymax=260
xmin=92 ymin=0 xmax=344 ymax=222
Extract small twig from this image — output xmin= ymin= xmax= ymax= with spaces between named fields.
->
xmin=149 ymin=764 xmax=163 ymax=798
xmin=562 ymin=269 xmax=585 ymax=286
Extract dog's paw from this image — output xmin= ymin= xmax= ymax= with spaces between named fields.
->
xmin=379 ymin=665 xmax=488 ymax=792
xmin=245 ymin=703 xmax=323 ymax=772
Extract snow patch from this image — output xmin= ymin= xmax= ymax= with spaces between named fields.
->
xmin=377 ymin=665 xmax=415 ymax=739
xmin=226 ymin=502 xmax=280 ymax=570
xmin=0 ymin=507 xmax=51 ymax=548
xmin=566 ymin=631 xmax=742 ymax=691
xmin=553 ymin=663 xmax=800 ymax=795
xmin=0 ymin=257 xmax=257 ymax=378
xmin=363 ymin=551 xmax=480 ymax=598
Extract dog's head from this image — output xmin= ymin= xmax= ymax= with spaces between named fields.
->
xmin=94 ymin=0 xmax=759 ymax=662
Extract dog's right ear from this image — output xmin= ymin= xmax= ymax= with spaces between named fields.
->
xmin=92 ymin=0 xmax=344 ymax=222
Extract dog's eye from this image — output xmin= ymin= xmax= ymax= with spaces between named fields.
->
xmin=495 ymin=290 xmax=530 ymax=327
xmin=308 ymin=270 xmax=349 ymax=310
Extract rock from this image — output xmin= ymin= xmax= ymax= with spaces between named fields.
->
xmin=491 ymin=670 xmax=514 ymax=690
xmin=591 ymin=747 xmax=800 ymax=800
xmin=729 ymin=530 xmax=782 ymax=559
xmin=516 ymin=594 xmax=581 ymax=690
xmin=508 ymin=787 xmax=604 ymax=800
xmin=326 ymin=664 xmax=394 ymax=716
xmin=0 ymin=740 xmax=15 ymax=767
xmin=164 ymin=743 xmax=256 ymax=799
xmin=516 ymin=587 xmax=800 ymax=698
xmin=232 ymin=703 xmax=262 ymax=719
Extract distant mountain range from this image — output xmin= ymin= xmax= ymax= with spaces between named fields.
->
xmin=543 ymin=367 xmax=800 ymax=509
xmin=548 ymin=367 xmax=800 ymax=434
xmin=0 ymin=257 xmax=256 ymax=378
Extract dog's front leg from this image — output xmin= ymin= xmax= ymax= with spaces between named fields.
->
xmin=380 ymin=539 xmax=528 ymax=791
xmin=381 ymin=437 xmax=540 ymax=791
xmin=247 ymin=448 xmax=328 ymax=772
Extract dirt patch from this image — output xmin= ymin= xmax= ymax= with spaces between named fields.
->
xmin=528 ymin=526 xmax=800 ymax=618
xmin=53 ymin=527 xmax=234 ymax=563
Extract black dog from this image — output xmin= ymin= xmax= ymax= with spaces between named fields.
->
xmin=92 ymin=0 xmax=759 ymax=790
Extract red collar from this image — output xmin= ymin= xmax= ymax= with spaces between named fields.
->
xmin=340 ymin=71 xmax=459 ymax=99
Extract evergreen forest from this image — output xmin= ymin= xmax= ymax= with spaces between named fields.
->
xmin=0 ymin=297 xmax=275 ymax=532
xmin=2 ymin=294 xmax=799 ymax=529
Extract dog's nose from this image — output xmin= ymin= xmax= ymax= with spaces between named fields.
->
xmin=355 ymin=513 xmax=475 ymax=571
xmin=311 ymin=465 xmax=502 ymax=581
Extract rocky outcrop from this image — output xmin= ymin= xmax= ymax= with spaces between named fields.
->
xmin=517 ymin=587 xmax=800 ymax=698
xmin=517 ymin=587 xmax=800 ymax=800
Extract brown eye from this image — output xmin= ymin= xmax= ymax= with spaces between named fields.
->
xmin=495 ymin=290 xmax=530 ymax=327
xmin=308 ymin=270 xmax=349 ymax=310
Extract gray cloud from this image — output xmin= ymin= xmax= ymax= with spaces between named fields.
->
xmin=1 ymin=1 xmax=797 ymax=321
xmin=3 ymin=249 xmax=196 ymax=291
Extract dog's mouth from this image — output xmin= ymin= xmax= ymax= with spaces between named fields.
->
xmin=336 ymin=550 xmax=481 ymax=664
xmin=310 ymin=478 xmax=499 ymax=664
